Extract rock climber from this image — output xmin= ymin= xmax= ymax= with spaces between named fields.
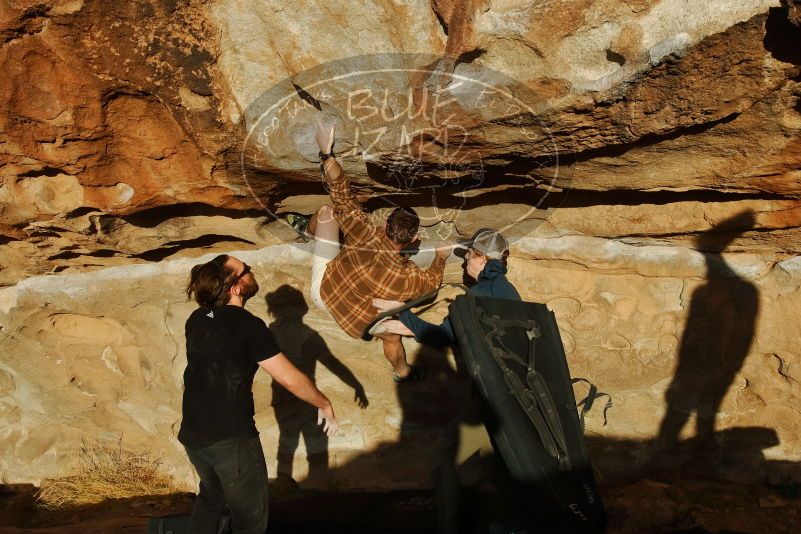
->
xmin=286 ymin=120 xmax=451 ymax=384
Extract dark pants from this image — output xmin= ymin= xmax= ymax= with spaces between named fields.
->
xmin=184 ymin=436 xmax=269 ymax=534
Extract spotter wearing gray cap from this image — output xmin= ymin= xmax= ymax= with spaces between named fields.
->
xmin=454 ymin=228 xmax=509 ymax=260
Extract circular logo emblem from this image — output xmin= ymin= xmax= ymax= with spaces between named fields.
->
xmin=240 ymin=53 xmax=562 ymax=252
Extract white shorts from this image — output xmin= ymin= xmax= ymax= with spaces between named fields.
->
xmin=309 ymin=234 xmax=340 ymax=311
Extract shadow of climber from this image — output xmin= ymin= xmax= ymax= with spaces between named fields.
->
xmin=265 ymin=285 xmax=368 ymax=486
xmin=656 ymin=210 xmax=759 ymax=450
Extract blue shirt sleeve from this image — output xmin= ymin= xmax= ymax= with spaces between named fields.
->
xmin=399 ymin=309 xmax=455 ymax=348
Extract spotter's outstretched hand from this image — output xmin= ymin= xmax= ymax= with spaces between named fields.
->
xmin=381 ymin=319 xmax=414 ymax=337
xmin=372 ymin=297 xmax=404 ymax=313
xmin=435 ymin=241 xmax=453 ymax=260
xmin=317 ymin=404 xmax=339 ymax=437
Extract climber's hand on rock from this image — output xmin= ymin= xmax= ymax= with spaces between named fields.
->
xmin=315 ymin=118 xmax=335 ymax=154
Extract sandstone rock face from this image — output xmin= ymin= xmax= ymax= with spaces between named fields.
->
xmin=215 ymin=0 xmax=800 ymax=195
xmin=1 ymin=234 xmax=800 ymax=493
xmin=1 ymin=0 xmax=801 ymax=527
xmin=1 ymin=0 xmax=799 ymax=279
xmin=0 ymin=0 xmax=261 ymax=283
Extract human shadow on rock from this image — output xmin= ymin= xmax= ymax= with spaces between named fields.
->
xmin=265 ymin=285 xmax=368 ymax=486
xmin=655 ymin=211 xmax=759 ymax=456
xmin=397 ymin=343 xmax=468 ymax=440
xmin=320 ymin=336 xmax=472 ymax=494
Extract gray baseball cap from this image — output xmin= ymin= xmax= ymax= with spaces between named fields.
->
xmin=454 ymin=228 xmax=509 ymax=260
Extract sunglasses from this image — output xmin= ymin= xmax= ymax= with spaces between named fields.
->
xmin=211 ymin=262 xmax=251 ymax=303
xmin=233 ymin=264 xmax=251 ymax=282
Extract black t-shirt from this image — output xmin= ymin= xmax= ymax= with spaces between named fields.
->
xmin=178 ymin=305 xmax=280 ymax=448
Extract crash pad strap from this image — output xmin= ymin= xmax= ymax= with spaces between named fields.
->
xmin=572 ymin=378 xmax=613 ymax=430
xmin=476 ymin=306 xmax=572 ymax=471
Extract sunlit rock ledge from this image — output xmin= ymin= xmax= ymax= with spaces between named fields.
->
xmin=1 ymin=238 xmax=799 ymax=489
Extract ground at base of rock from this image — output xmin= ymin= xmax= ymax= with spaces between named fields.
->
xmin=1 ymin=476 xmax=799 ymax=534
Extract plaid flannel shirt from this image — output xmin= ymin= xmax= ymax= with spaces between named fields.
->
xmin=320 ymin=166 xmax=446 ymax=339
